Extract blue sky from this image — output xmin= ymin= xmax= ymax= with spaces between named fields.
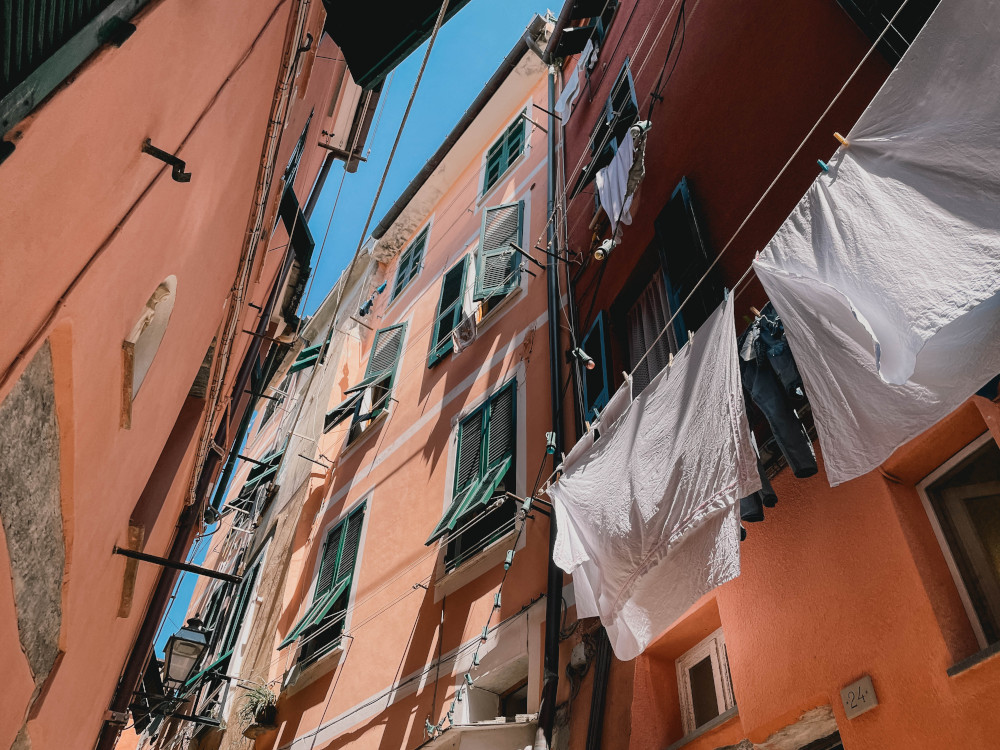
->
xmin=300 ymin=0 xmax=548 ymax=315
xmin=155 ymin=0 xmax=546 ymax=656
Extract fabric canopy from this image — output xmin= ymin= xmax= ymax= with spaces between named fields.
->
xmin=754 ymin=0 xmax=1000 ymax=485
xmin=548 ymin=297 xmax=759 ymax=660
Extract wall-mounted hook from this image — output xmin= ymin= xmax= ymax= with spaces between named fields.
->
xmin=142 ymin=138 xmax=191 ymax=182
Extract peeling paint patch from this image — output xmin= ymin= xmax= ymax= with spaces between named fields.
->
xmin=0 ymin=341 xmax=64 ymax=687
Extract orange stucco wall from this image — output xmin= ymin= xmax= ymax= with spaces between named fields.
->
xmin=0 ymin=0 xmax=354 ymax=747
xmin=226 ymin=60 xmax=559 ymax=750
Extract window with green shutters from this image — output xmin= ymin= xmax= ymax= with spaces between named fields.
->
xmin=428 ymin=256 xmax=470 ymax=366
xmin=427 ymin=381 xmax=517 ymax=570
xmin=483 ymin=115 xmax=526 ymax=195
xmin=391 ymin=228 xmax=428 ymax=301
xmin=226 ymin=445 xmax=285 ymax=517
xmin=279 ymin=503 xmax=366 ymax=663
xmin=344 ymin=323 xmax=406 ymax=441
xmin=474 ymin=201 xmax=523 ymax=303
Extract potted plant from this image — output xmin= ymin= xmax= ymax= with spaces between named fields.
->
xmin=238 ymin=684 xmax=278 ymax=738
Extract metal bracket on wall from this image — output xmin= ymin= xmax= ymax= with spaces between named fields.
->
xmin=141 ymin=138 xmax=191 ymax=182
xmin=112 ymin=547 xmax=241 ymax=583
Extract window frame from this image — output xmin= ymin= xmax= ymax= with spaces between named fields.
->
xmin=281 ymin=501 xmax=367 ymax=664
xmin=572 ymin=59 xmax=638 ymax=196
xmin=482 ymin=110 xmax=528 ymax=196
xmin=391 ymin=227 xmax=429 ymax=302
xmin=427 ymin=380 xmax=518 ymax=567
xmin=675 ymin=628 xmax=735 ymax=736
xmin=580 ymin=311 xmax=612 ymax=423
xmin=429 ymin=255 xmax=471 ymax=367
xmin=346 ymin=323 xmax=407 ymax=443
xmin=474 ymin=200 xmax=525 ymax=303
xmin=917 ymin=431 xmax=1000 ymax=650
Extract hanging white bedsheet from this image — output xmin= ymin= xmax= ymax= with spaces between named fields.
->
xmin=548 ymin=297 xmax=759 ymax=660
xmin=754 ymin=0 xmax=1000 ymax=486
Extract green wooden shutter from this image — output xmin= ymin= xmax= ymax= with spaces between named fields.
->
xmin=455 ymin=411 xmax=484 ymax=493
xmin=315 ymin=524 xmax=343 ymax=597
xmin=335 ymin=507 xmax=364 ymax=587
xmin=429 ymin=257 xmax=469 ymax=365
xmin=485 ymin=383 xmax=515 ymax=473
xmin=474 ymin=201 xmax=523 ymax=301
xmin=365 ymin=324 xmax=405 ymax=384
xmin=391 ymin=229 xmax=427 ymax=300
xmin=220 ymin=560 xmax=260 ymax=655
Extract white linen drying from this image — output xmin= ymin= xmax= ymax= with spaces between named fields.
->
xmin=596 ymin=128 xmax=635 ymax=237
xmin=754 ymin=0 xmax=1000 ymax=485
xmin=548 ymin=297 xmax=760 ymax=660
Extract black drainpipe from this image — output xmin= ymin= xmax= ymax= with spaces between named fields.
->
xmin=536 ymin=62 xmax=564 ymax=750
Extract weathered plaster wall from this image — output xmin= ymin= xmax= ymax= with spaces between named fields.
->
xmin=0 ymin=342 xmax=65 ymax=744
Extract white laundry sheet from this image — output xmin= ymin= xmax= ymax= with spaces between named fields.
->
xmin=595 ymin=128 xmax=635 ymax=236
xmin=548 ymin=297 xmax=760 ymax=660
xmin=754 ymin=0 xmax=1000 ymax=486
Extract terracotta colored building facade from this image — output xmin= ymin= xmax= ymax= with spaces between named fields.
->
xmin=134 ymin=14 xmax=565 ymax=750
xmin=0 ymin=0 xmax=377 ymax=748
xmin=551 ymin=0 xmax=1000 ymax=749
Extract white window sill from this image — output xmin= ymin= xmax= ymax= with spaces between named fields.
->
xmin=665 ymin=706 xmax=739 ymax=750
xmin=433 ymin=526 xmax=520 ymax=602
xmin=281 ymin=642 xmax=344 ymax=696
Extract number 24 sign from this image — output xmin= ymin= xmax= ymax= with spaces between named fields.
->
xmin=840 ymin=675 xmax=878 ymax=719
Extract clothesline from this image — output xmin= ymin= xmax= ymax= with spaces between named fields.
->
xmin=623 ymin=0 xmax=918 ymax=382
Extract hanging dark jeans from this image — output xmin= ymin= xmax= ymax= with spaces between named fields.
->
xmin=739 ymin=305 xmax=818 ymax=479
xmin=740 ymin=460 xmax=777 ymax=524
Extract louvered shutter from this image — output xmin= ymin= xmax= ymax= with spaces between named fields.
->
xmin=430 ymin=257 xmax=469 ymax=365
xmin=456 ymin=413 xmax=484 ymax=493
xmin=365 ymin=325 xmax=405 ymax=381
xmin=316 ymin=524 xmax=343 ymax=597
xmin=335 ymin=508 xmax=364 ymax=587
xmin=486 ymin=384 xmax=515 ymax=472
xmin=474 ymin=201 xmax=523 ymax=301
xmin=391 ymin=229 xmax=427 ymax=300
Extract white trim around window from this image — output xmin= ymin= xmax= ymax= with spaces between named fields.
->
xmin=675 ymin=627 xmax=735 ymax=736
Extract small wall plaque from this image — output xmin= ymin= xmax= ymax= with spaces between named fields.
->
xmin=841 ymin=675 xmax=878 ymax=719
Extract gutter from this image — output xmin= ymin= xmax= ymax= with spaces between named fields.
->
xmin=541 ymin=0 xmax=575 ymax=64
xmin=370 ymin=33 xmax=531 ymax=240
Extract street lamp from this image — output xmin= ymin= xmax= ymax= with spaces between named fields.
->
xmin=162 ymin=618 xmax=209 ymax=687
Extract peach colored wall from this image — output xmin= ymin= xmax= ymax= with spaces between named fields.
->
xmin=591 ymin=399 xmax=1000 ymax=750
xmin=0 ymin=0 xmax=348 ymax=747
xmin=263 ymin=68 xmax=556 ymax=750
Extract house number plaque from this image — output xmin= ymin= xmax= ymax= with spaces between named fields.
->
xmin=840 ymin=675 xmax=878 ymax=719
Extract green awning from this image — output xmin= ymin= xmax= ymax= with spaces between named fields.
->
xmin=425 ymin=456 xmax=512 ymax=545
xmin=277 ymin=577 xmax=349 ymax=650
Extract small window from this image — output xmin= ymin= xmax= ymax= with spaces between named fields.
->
xmin=573 ymin=61 xmax=638 ymax=195
xmin=341 ymin=324 xmax=406 ymax=442
xmin=279 ymin=503 xmax=366 ymax=664
xmin=226 ymin=445 xmax=285 ymax=521
xmin=429 ymin=256 xmax=470 ymax=366
xmin=675 ymin=628 xmax=735 ymax=736
xmin=835 ymin=0 xmax=939 ymax=65
xmin=474 ymin=201 xmax=524 ymax=305
xmin=391 ymin=228 xmax=428 ymax=301
xmin=483 ymin=115 xmax=526 ymax=195
xmin=427 ymin=381 xmax=518 ymax=570
xmin=920 ymin=435 xmax=1000 ymax=648
xmin=261 ymin=373 xmax=291 ymax=426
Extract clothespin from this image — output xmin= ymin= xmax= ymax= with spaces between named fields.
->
xmin=817 ymin=159 xmax=830 ymax=173
xmin=473 ymin=652 xmax=481 ymax=667
xmin=504 ymin=549 xmax=515 ymax=570
xmin=494 ymin=591 xmax=502 ymax=608
xmin=687 ymin=330 xmax=694 ymax=344
xmin=834 ymin=132 xmax=849 ymax=147
xmin=481 ymin=626 xmax=490 ymax=642
xmin=668 ymin=352 xmax=674 ymax=367
xmin=723 ymin=287 xmax=730 ymax=301
xmin=749 ymin=306 xmax=761 ymax=318
xmin=457 ymin=688 xmax=463 ymax=702
xmin=425 ymin=719 xmax=436 ymax=736
xmin=465 ymin=673 xmax=475 ymax=688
